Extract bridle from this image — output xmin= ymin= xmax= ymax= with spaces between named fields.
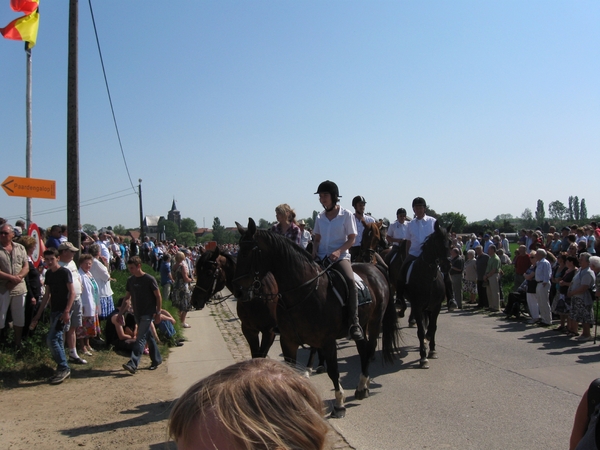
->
xmin=193 ymin=259 xmax=226 ymax=300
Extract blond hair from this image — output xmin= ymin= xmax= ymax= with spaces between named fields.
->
xmin=168 ymin=358 xmax=330 ymax=450
xmin=275 ymin=204 xmax=297 ymax=224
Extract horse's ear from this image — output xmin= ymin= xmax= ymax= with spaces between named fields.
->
xmin=447 ymin=223 xmax=453 ymax=234
xmin=248 ymin=218 xmax=257 ymax=237
xmin=235 ymin=221 xmax=246 ymax=236
xmin=434 ymin=220 xmax=440 ymax=232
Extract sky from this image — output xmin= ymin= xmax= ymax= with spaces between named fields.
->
xmin=1 ymin=1 xmax=599 ymax=230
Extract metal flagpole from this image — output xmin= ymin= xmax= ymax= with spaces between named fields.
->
xmin=25 ymin=46 xmax=32 ymax=227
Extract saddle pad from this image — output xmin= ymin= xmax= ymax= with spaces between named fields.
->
xmin=332 ymin=272 xmax=372 ymax=306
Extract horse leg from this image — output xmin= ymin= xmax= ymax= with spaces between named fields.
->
xmin=322 ymin=343 xmax=345 ymax=418
xmin=414 ymin=310 xmax=429 ymax=369
xmin=354 ymin=337 xmax=372 ymax=400
xmin=427 ymin=305 xmax=442 ymax=360
xmin=279 ymin=333 xmax=302 ymax=373
xmin=257 ymin=328 xmax=276 ymax=358
xmin=241 ymin=324 xmax=261 ymax=358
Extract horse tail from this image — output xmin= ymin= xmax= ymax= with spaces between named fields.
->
xmin=381 ymin=287 xmax=400 ymax=365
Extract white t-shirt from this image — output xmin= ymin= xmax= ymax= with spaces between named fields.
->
xmin=406 ymin=215 xmax=436 ymax=257
xmin=314 ymin=207 xmax=357 ymax=261
xmin=353 ymin=214 xmax=376 ymax=247
xmin=59 ymin=260 xmax=82 ymax=297
xmin=387 ymin=220 xmax=409 ymax=246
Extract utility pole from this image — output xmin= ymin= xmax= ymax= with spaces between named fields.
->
xmin=138 ymin=179 xmax=144 ymax=241
xmin=66 ymin=0 xmax=81 ymax=252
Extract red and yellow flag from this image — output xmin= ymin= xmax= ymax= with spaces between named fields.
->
xmin=10 ymin=0 xmax=39 ymax=14
xmin=0 ymin=11 xmax=39 ymax=48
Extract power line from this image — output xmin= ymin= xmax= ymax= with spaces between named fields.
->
xmin=87 ymin=0 xmax=137 ymax=194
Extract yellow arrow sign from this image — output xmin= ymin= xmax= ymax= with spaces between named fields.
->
xmin=2 ymin=176 xmax=56 ymax=199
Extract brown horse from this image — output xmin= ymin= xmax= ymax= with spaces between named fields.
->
xmin=191 ymin=247 xmax=277 ymax=358
xmin=234 ymin=219 xmax=400 ymax=418
xmin=356 ymin=220 xmax=388 ymax=266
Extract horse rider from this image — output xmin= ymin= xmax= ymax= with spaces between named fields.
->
xmin=348 ymin=195 xmax=376 ymax=262
xmin=312 ymin=181 xmax=364 ymax=341
xmin=395 ymin=197 xmax=458 ymax=316
xmin=384 ymin=207 xmax=409 ymax=267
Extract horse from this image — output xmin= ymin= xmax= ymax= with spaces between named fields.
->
xmin=356 ymin=219 xmax=388 ymax=266
xmin=404 ymin=220 xmax=451 ymax=369
xmin=191 ymin=247 xmax=277 ymax=359
xmin=234 ymin=218 xmax=400 ymax=418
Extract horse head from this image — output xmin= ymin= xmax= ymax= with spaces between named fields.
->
xmin=358 ymin=220 xmax=383 ymax=263
xmin=234 ymin=218 xmax=267 ymax=295
xmin=421 ymin=220 xmax=452 ymax=265
xmin=192 ymin=246 xmax=230 ymax=309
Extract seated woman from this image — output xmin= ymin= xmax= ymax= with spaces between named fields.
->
xmin=104 ymin=297 xmax=137 ymax=352
xmin=169 ymin=358 xmax=330 ymax=450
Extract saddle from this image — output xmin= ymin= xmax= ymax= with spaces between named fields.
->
xmin=326 ymin=267 xmax=372 ymax=307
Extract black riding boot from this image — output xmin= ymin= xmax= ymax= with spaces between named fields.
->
xmin=348 ymin=295 xmax=364 ymax=341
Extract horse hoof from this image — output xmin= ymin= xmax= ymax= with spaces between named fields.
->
xmin=330 ymin=406 xmax=346 ymax=419
xmin=420 ymin=359 xmax=430 ymax=369
xmin=428 ymin=351 xmax=438 ymax=359
xmin=315 ymin=365 xmax=325 ymax=374
xmin=355 ymin=388 xmax=369 ymax=400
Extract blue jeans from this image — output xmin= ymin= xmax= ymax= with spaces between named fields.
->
xmin=128 ymin=315 xmax=162 ymax=369
xmin=47 ymin=311 xmax=69 ymax=371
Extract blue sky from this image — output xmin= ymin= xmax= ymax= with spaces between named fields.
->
xmin=1 ymin=1 xmax=598 ymax=230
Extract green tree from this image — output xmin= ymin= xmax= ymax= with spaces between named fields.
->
xmin=549 ymin=200 xmax=567 ymax=221
xmin=568 ymin=196 xmax=574 ymax=220
xmin=158 ymin=218 xmax=178 ymax=240
xmin=493 ymin=214 xmax=514 ymax=222
xmin=82 ymin=224 xmax=97 ymax=235
xmin=212 ymin=217 xmax=226 ymax=244
xmin=574 ymin=196 xmax=580 ymax=220
xmin=535 ymin=200 xmax=545 ymax=224
xmin=521 ymin=208 xmax=535 ymax=227
xmin=581 ymin=198 xmax=588 ymax=220
xmin=180 ymin=218 xmax=197 ymax=234
xmin=177 ymin=231 xmax=196 ymax=247
xmin=258 ymin=218 xmax=273 ymax=229
xmin=304 ymin=211 xmax=319 ymax=229
xmin=199 ymin=232 xmax=214 ymax=243
xmin=112 ymin=224 xmax=127 ymax=235
xmin=438 ymin=212 xmax=467 ymax=233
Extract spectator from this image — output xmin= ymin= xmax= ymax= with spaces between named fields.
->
xmin=168 ymin=358 xmax=330 ymax=450
xmin=483 ymin=245 xmax=501 ymax=311
xmin=586 ymin=227 xmax=596 ymax=255
xmin=30 ymin=248 xmax=75 ymax=384
xmin=475 ymin=245 xmax=489 ymax=309
xmin=76 ymin=254 xmax=99 ymax=357
xmin=298 ymin=220 xmax=311 ymax=249
xmin=524 ymin=250 xmax=539 ymax=324
xmin=45 ymin=225 xmax=62 ymax=250
xmin=120 ymin=256 xmax=162 ymax=374
xmin=554 ymin=255 xmax=577 ymax=332
xmin=0 ymin=223 xmax=29 ymax=350
xmin=17 ymin=235 xmax=42 ymax=339
xmin=172 ymin=251 xmax=193 ymax=328
xmin=159 ymin=254 xmax=174 ymax=302
xmin=550 ymin=232 xmax=562 ymax=256
xmin=449 ymin=248 xmax=464 ymax=309
xmin=499 ymin=233 xmax=511 ymax=257
xmin=513 ymin=245 xmax=530 ymax=289
xmin=89 ymin=244 xmax=115 ymax=320
xmin=532 ymin=249 xmax=553 ymax=326
xmin=567 ymin=252 xmax=596 ymax=341
xmin=465 ymin=233 xmax=480 ymax=254
xmin=463 ymin=249 xmax=477 ymax=305
xmin=105 ymin=297 xmax=137 ymax=352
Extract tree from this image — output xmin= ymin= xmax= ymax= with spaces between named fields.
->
xmin=180 ymin=218 xmax=197 ymax=234
xmin=535 ymin=200 xmax=545 ymax=224
xmin=521 ymin=208 xmax=535 ymax=227
xmin=112 ymin=224 xmax=127 ymax=236
xmin=212 ymin=217 xmax=226 ymax=244
xmin=574 ymin=196 xmax=580 ymax=221
xmin=305 ymin=211 xmax=319 ymax=229
xmin=158 ymin=218 xmax=178 ymax=240
xmin=258 ymin=218 xmax=273 ymax=229
xmin=493 ymin=214 xmax=514 ymax=222
xmin=438 ymin=212 xmax=467 ymax=233
xmin=568 ymin=196 xmax=574 ymax=220
xmin=581 ymin=198 xmax=588 ymax=220
xmin=549 ymin=200 xmax=567 ymax=221
xmin=177 ymin=231 xmax=196 ymax=247
xmin=82 ymin=224 xmax=97 ymax=235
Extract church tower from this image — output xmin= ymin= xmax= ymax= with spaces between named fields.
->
xmin=168 ymin=199 xmax=181 ymax=229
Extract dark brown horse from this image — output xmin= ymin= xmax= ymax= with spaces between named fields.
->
xmin=356 ymin=220 xmax=388 ymax=266
xmin=234 ymin=219 xmax=399 ymax=418
xmin=191 ymin=248 xmax=277 ymax=358
xmin=404 ymin=221 xmax=451 ymax=368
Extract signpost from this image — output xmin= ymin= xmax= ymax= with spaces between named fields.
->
xmin=1 ymin=176 xmax=55 ymax=199
xmin=27 ymin=223 xmax=42 ymax=268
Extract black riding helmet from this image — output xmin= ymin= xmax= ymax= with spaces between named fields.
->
xmin=315 ymin=180 xmax=340 ymax=211
xmin=352 ymin=195 xmax=366 ymax=208
xmin=412 ymin=197 xmax=426 ymax=208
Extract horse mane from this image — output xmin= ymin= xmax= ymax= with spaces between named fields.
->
xmin=254 ymin=230 xmax=315 ymax=276
xmin=420 ymin=221 xmax=449 ymax=259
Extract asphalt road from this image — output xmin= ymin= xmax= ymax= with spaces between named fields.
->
xmin=249 ymin=304 xmax=600 ymax=450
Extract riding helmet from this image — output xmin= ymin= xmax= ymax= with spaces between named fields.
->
xmin=396 ymin=207 xmax=407 ymax=216
xmin=315 ymin=180 xmax=341 ymax=203
xmin=412 ymin=197 xmax=427 ymax=207
xmin=352 ymin=195 xmax=366 ymax=208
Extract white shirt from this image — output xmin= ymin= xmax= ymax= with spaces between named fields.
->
xmin=300 ymin=229 xmax=311 ymax=249
xmin=59 ymin=260 xmax=82 ymax=297
xmin=353 ymin=214 xmax=376 ymax=247
xmin=406 ymin=215 xmax=436 ymax=257
xmin=314 ymin=207 xmax=357 ymax=261
xmin=79 ymin=268 xmax=97 ymax=316
xmin=534 ymin=258 xmax=552 ymax=284
xmin=96 ymin=240 xmax=111 ymax=262
xmin=387 ymin=220 xmax=409 ymax=246
xmin=90 ymin=258 xmax=114 ymax=297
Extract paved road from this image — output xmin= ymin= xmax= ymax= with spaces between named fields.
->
xmin=171 ymin=293 xmax=600 ymax=449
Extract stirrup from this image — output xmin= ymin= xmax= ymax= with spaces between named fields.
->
xmin=349 ymin=324 xmax=364 ymax=341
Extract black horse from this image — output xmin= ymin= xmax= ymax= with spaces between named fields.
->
xmin=234 ymin=219 xmax=399 ymax=418
xmin=191 ymin=247 xmax=277 ymax=358
xmin=404 ymin=221 xmax=451 ymax=369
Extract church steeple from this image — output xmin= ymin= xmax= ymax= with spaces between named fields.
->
xmin=168 ymin=198 xmax=181 ymax=228
xmin=170 ymin=199 xmax=178 ymax=212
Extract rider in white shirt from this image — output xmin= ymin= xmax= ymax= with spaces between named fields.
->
xmin=385 ymin=208 xmax=409 ymax=267
xmin=349 ymin=196 xmax=376 ymax=262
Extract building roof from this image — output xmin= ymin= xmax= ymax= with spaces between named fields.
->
xmin=170 ymin=199 xmax=178 ymax=212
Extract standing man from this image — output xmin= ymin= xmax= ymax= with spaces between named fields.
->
xmin=121 ymin=256 xmax=163 ymax=374
xmin=31 ymin=248 xmax=75 ymax=384
xmin=58 ymin=242 xmax=87 ymax=364
xmin=483 ymin=245 xmax=501 ymax=311
xmin=385 ymin=208 xmax=409 ymax=267
xmin=0 ymin=223 xmax=29 ymax=350
xmin=298 ymin=220 xmax=311 ymax=250
xmin=349 ymin=196 xmax=376 ymax=262
xmin=475 ymin=245 xmax=489 ymax=309
xmin=396 ymin=197 xmax=457 ymax=316
xmin=533 ymin=249 xmax=553 ymax=326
